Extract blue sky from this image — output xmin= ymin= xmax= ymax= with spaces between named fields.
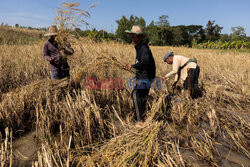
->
xmin=0 ymin=0 xmax=249 ymax=35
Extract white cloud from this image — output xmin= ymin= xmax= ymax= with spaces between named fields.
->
xmin=12 ymin=12 xmax=48 ymax=20
xmin=0 ymin=11 xmax=53 ymax=27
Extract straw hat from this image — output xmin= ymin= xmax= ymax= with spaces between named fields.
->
xmin=44 ymin=25 xmax=58 ymax=36
xmin=125 ymin=25 xmax=145 ymax=35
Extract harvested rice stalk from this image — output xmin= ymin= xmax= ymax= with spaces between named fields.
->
xmin=0 ymin=128 xmax=13 ymax=166
xmin=54 ymin=2 xmax=98 ymax=58
xmin=0 ymin=78 xmax=71 ymax=134
xmin=73 ymin=51 xmax=136 ymax=86
xmin=74 ymin=121 xmax=165 ymax=166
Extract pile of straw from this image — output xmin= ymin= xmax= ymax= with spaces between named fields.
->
xmin=73 ymin=51 xmax=136 ymax=86
xmin=71 ymin=91 xmax=250 ymax=166
xmin=0 ymin=78 xmax=71 ymax=135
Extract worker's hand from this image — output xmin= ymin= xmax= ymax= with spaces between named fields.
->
xmin=162 ymin=76 xmax=167 ymax=81
xmin=61 ymin=46 xmax=74 ymax=55
xmin=49 ymin=57 xmax=55 ymax=62
xmin=124 ymin=64 xmax=132 ymax=71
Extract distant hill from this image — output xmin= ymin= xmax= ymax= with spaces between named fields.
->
xmin=0 ymin=26 xmax=45 ymax=45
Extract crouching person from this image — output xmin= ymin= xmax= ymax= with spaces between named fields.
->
xmin=162 ymin=52 xmax=200 ymax=98
xmin=43 ymin=25 xmax=74 ymax=79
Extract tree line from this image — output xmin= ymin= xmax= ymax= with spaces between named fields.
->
xmin=115 ymin=15 xmax=249 ymax=47
xmin=1 ymin=15 xmax=250 ymax=49
xmin=74 ymin=14 xmax=250 ymax=49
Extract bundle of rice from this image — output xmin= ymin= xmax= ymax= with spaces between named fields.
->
xmin=74 ymin=122 xmax=171 ymax=166
xmin=73 ymin=51 xmax=136 ymax=87
xmin=54 ymin=2 xmax=98 ymax=58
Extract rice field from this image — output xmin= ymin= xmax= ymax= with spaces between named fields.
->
xmin=0 ymin=37 xmax=249 ymax=166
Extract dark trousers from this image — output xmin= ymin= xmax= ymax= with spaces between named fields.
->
xmin=50 ymin=69 xmax=70 ymax=80
xmin=183 ymin=66 xmax=200 ymax=97
xmin=131 ymin=81 xmax=151 ymax=121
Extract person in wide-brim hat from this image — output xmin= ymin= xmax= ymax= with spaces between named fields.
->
xmin=44 ymin=25 xmax=58 ymax=36
xmin=43 ymin=25 xmax=74 ymax=80
xmin=124 ymin=25 xmax=156 ymax=127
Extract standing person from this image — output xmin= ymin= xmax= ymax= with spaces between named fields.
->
xmin=162 ymin=52 xmax=200 ymax=98
xmin=43 ymin=25 xmax=74 ymax=80
xmin=124 ymin=25 xmax=156 ymax=126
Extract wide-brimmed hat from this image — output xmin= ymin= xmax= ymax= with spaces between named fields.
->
xmin=44 ymin=25 xmax=58 ymax=36
xmin=163 ymin=52 xmax=174 ymax=62
xmin=125 ymin=25 xmax=145 ymax=36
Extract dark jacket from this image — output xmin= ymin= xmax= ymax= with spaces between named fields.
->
xmin=43 ymin=39 xmax=73 ymax=71
xmin=132 ymin=42 xmax=156 ymax=80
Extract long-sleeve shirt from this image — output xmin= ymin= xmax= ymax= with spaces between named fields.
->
xmin=132 ymin=42 xmax=156 ymax=80
xmin=43 ymin=40 xmax=73 ymax=71
xmin=165 ymin=55 xmax=197 ymax=83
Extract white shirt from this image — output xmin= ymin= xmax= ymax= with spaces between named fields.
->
xmin=165 ymin=55 xmax=197 ymax=83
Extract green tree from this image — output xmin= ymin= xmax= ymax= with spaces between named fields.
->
xmin=74 ymin=28 xmax=86 ymax=37
xmin=205 ymin=20 xmax=223 ymax=41
xmin=246 ymin=37 xmax=250 ymax=42
xmin=145 ymin=21 xmax=161 ymax=45
xmin=175 ymin=25 xmax=205 ymax=46
xmin=231 ymin=26 xmax=246 ymax=41
xmin=115 ymin=16 xmax=132 ymax=43
xmin=158 ymin=26 xmax=173 ymax=45
xmin=220 ymin=34 xmax=230 ymax=42
xmin=128 ymin=15 xmax=146 ymax=28
xmin=115 ymin=15 xmax=146 ymax=43
xmin=88 ymin=29 xmax=101 ymax=42
xmin=99 ymin=30 xmax=109 ymax=39
xmin=137 ymin=16 xmax=146 ymax=28
xmin=156 ymin=15 xmax=170 ymax=27
xmin=155 ymin=15 xmax=171 ymax=45
xmin=171 ymin=27 xmax=183 ymax=46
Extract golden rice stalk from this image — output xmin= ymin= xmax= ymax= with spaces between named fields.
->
xmin=54 ymin=1 xmax=99 ymax=57
xmin=74 ymin=121 xmax=165 ymax=166
xmin=0 ymin=78 xmax=71 ymax=132
xmin=224 ymin=126 xmax=250 ymax=158
xmin=73 ymin=51 xmax=136 ymax=86
xmin=0 ymin=128 xmax=13 ymax=166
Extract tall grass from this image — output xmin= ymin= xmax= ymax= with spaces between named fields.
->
xmin=0 ymin=26 xmax=44 ymax=45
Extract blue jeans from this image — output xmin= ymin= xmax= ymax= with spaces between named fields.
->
xmin=131 ymin=79 xmax=154 ymax=121
xmin=50 ymin=70 xmax=70 ymax=80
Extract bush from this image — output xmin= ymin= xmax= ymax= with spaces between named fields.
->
xmin=193 ymin=40 xmax=250 ymax=50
